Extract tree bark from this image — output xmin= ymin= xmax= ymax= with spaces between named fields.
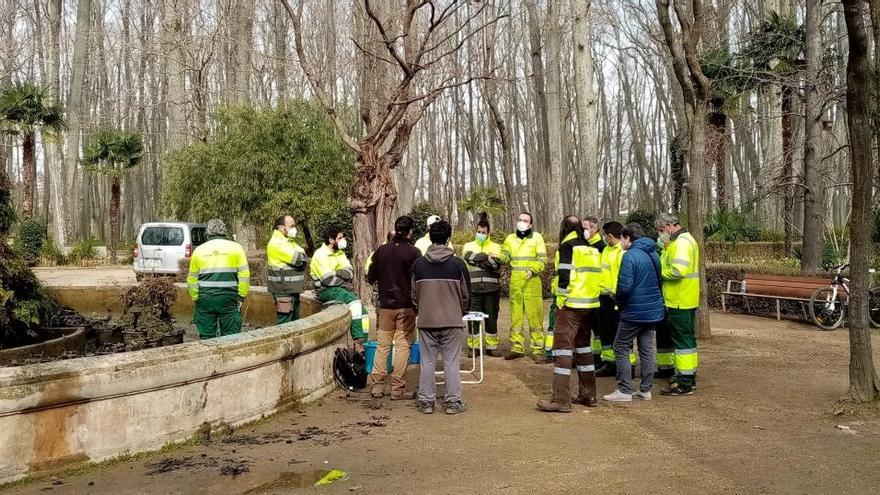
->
xmin=524 ymin=0 xmax=550 ymax=225
xmin=64 ymin=0 xmax=93 ymax=242
xmin=707 ymin=107 xmax=726 ymax=210
xmin=18 ymin=132 xmax=36 ymax=220
xmin=780 ymin=85 xmax=794 ymax=255
xmin=572 ymin=0 xmax=599 ymax=215
xmin=544 ymin=0 xmax=564 ymax=223
xmin=800 ymin=0 xmax=825 ymax=274
xmin=109 ymin=176 xmax=120 ymax=263
xmin=842 ymin=0 xmax=879 ymax=403
xmin=162 ymin=0 xmax=187 ymax=150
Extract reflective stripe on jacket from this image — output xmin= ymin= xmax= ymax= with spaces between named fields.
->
xmin=555 ymin=231 xmax=602 ymax=309
xmin=661 ymin=230 xmax=700 ymax=309
xmin=462 ymin=238 xmax=503 ymax=293
xmin=500 ymin=232 xmax=547 ymax=276
xmin=309 ymin=243 xmax=354 ymax=292
xmin=599 ymin=242 xmax=624 ymax=295
xmin=266 ymin=230 xmax=308 ymax=295
xmin=187 ymin=237 xmax=250 ymax=301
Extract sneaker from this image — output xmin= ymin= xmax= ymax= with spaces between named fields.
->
xmin=660 ymin=383 xmax=694 ymax=396
xmin=633 ymin=390 xmax=652 ymax=401
xmin=418 ymin=401 xmax=435 ymax=414
xmin=444 ymin=400 xmax=468 ymax=415
xmin=503 ymin=352 xmax=525 ymax=361
xmin=536 ymin=400 xmax=572 ymax=413
xmin=602 ymin=390 xmax=633 ymax=402
xmin=572 ymin=395 xmax=598 ymax=407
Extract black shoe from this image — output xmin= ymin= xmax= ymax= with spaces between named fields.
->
xmin=418 ymin=400 xmax=435 ymax=414
xmin=660 ymin=382 xmax=694 ymax=396
xmin=595 ymin=363 xmax=616 ymax=377
xmin=531 ymin=354 xmax=553 ymax=364
xmin=504 ymin=352 xmax=525 ymax=360
xmin=445 ymin=400 xmax=468 ymax=415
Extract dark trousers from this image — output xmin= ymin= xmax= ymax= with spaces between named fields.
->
xmin=656 ymin=315 xmax=675 ymax=372
xmin=468 ymin=291 xmax=500 ymax=349
xmin=550 ymin=307 xmax=598 ymax=405
xmin=597 ymin=295 xmax=619 ymax=364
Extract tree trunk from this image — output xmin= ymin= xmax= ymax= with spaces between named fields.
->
xmin=64 ymin=0 xmax=92 ymax=242
xmin=545 ymin=0 xmax=564 ymax=223
xmin=707 ymin=108 xmax=727 ymax=210
xmin=780 ymin=85 xmax=794 ymax=255
xmin=19 ymin=132 xmax=36 ymax=220
xmin=162 ymin=0 xmax=187 ymax=150
xmin=800 ymin=0 xmax=826 ymax=274
xmin=842 ymin=0 xmax=879 ymax=402
xmin=572 ymin=0 xmax=599 ymax=215
xmin=524 ymin=0 xmax=550 ymax=226
xmin=109 ymin=175 xmax=120 ymax=263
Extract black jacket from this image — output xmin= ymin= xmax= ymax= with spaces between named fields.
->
xmin=367 ymin=239 xmax=422 ymax=309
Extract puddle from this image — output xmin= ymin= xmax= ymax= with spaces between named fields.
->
xmin=244 ymin=470 xmax=336 ymax=492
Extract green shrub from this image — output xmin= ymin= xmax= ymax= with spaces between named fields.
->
xmin=793 ymin=239 xmax=845 ymax=270
xmin=625 ymin=209 xmax=658 ymax=239
xmin=15 ymin=219 xmax=47 ymax=265
xmin=39 ymin=235 xmax=67 ymax=265
xmin=705 ymin=207 xmax=760 ymax=243
xmin=68 ymin=239 xmax=98 ymax=264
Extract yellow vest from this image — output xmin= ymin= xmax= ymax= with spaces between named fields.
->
xmin=266 ymin=230 xmax=307 ymax=294
xmin=462 ymin=238 xmax=503 ymax=292
xmin=187 ymin=237 xmax=250 ymax=301
xmin=555 ymin=231 xmax=602 ymax=309
xmin=309 ymin=244 xmax=354 ymax=292
xmin=501 ymin=232 xmax=547 ymax=277
xmin=599 ymin=242 xmax=624 ymax=295
xmin=661 ymin=231 xmax=700 ymax=309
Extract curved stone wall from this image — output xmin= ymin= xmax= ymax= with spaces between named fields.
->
xmin=0 ymin=286 xmax=349 ymax=483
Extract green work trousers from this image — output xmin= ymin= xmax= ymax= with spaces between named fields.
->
xmin=317 ymin=286 xmax=368 ymax=340
xmin=195 ymin=294 xmax=242 ymax=339
xmin=667 ymin=307 xmax=698 ymax=387
xmin=467 ymin=291 xmax=500 ymax=350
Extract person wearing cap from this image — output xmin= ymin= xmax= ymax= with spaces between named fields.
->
xmin=415 ymin=215 xmax=453 ymax=255
xmin=187 ymin=219 xmax=250 ymax=339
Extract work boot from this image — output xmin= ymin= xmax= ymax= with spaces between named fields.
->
xmin=660 ymin=382 xmax=694 ymax=396
xmin=484 ymin=349 xmax=499 ymax=358
xmin=572 ymin=395 xmax=598 ymax=407
xmin=504 ymin=351 xmax=524 ymax=360
xmin=654 ymin=368 xmax=675 ymax=379
xmin=390 ymin=391 xmax=415 ymax=401
xmin=531 ymin=353 xmax=553 ymax=364
xmin=595 ymin=362 xmax=616 ymax=377
xmin=536 ymin=400 xmax=572 ymax=413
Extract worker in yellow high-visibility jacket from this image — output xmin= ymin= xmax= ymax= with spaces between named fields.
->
xmin=414 ymin=215 xmax=452 ymax=255
xmin=310 ymin=225 xmax=369 ymax=353
xmin=267 ymin=215 xmax=308 ymax=324
xmin=499 ymin=212 xmax=547 ymax=361
xmin=656 ymin=213 xmax=700 ymax=396
xmin=596 ymin=221 xmax=636 ymax=376
xmin=461 ymin=213 xmax=503 ymax=356
xmin=187 ymin=219 xmax=250 ymax=339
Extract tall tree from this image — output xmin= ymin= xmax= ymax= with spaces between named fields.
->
xmin=656 ymin=0 xmax=712 ymax=339
xmin=800 ymin=0 xmax=825 ymax=274
xmin=545 ymin=0 xmax=564 ymax=222
xmin=841 ymin=0 xmax=879 ymax=402
xmin=0 ymin=82 xmax=66 ymax=220
xmin=282 ymin=0 xmax=503 ymax=297
xmin=572 ymin=0 xmax=599 ymax=215
xmin=81 ymin=129 xmax=144 ymax=263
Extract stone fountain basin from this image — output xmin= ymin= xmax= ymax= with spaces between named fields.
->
xmin=0 ymin=285 xmax=350 ymax=483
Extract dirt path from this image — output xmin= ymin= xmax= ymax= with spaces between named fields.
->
xmin=7 ymin=306 xmax=880 ymax=495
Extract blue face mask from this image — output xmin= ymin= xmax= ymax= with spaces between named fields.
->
xmin=476 ymin=233 xmax=488 ymax=242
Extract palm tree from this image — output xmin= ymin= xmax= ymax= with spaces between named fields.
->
xmin=0 ymin=82 xmax=66 ymax=220
xmin=458 ymin=187 xmax=506 ymax=224
xmin=81 ymin=129 xmax=144 ymax=263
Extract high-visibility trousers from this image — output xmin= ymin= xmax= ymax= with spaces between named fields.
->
xmin=194 ymin=294 xmax=242 ymax=339
xmin=317 ymin=286 xmax=369 ymax=340
xmin=509 ymin=272 xmax=544 ymax=355
xmin=668 ymin=307 xmax=698 ymax=387
xmin=467 ymin=291 xmax=500 ymax=350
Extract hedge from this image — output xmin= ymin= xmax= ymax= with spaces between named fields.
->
xmin=704 ymin=241 xmax=801 ymax=262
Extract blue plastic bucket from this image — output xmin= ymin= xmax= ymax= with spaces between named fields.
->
xmin=364 ymin=340 xmax=420 ymax=373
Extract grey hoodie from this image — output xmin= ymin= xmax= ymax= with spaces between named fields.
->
xmin=410 ymin=245 xmax=471 ymax=329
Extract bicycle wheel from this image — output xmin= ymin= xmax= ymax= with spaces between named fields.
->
xmin=809 ymin=287 xmax=845 ymax=330
xmin=869 ymin=288 xmax=880 ymax=329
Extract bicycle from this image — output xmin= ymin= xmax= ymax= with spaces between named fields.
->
xmin=809 ymin=264 xmax=880 ymax=330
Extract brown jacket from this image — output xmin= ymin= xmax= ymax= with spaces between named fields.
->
xmin=410 ymin=245 xmax=471 ymax=329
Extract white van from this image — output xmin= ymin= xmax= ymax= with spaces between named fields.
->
xmin=133 ymin=222 xmax=207 ymax=279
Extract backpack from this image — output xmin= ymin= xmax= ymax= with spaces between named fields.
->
xmin=333 ymin=347 xmax=367 ymax=392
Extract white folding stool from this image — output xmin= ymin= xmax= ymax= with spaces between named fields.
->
xmin=434 ymin=311 xmax=487 ymax=385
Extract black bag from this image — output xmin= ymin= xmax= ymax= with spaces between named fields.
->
xmin=333 ymin=347 xmax=367 ymax=392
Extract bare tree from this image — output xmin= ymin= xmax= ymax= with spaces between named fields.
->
xmin=800 ymin=0 xmax=824 ymax=274
xmin=572 ymin=0 xmax=599 ymax=215
xmin=544 ymin=0 xmax=563 ymax=222
xmin=656 ymin=0 xmax=711 ymax=339
xmin=282 ymin=0 xmax=503 ymax=297
xmin=841 ymin=0 xmax=878 ymax=402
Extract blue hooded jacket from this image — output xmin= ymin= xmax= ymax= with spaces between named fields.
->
xmin=616 ymin=236 xmax=665 ymax=323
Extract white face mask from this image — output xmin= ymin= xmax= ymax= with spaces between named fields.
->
xmin=286 ymin=227 xmax=297 ymax=239
xmin=583 ymin=230 xmax=590 ymax=239
xmin=336 ymin=238 xmax=348 ymax=251
xmin=516 ymin=221 xmax=530 ymax=232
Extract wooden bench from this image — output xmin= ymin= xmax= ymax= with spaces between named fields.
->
xmin=721 ymin=273 xmax=832 ymax=321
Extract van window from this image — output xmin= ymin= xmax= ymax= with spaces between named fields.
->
xmin=141 ymin=226 xmax=185 ymax=246
xmin=191 ymin=227 xmax=207 ymax=247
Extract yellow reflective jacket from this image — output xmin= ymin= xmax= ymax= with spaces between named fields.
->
xmin=415 ymin=234 xmax=452 ymax=255
xmin=599 ymin=242 xmax=624 ymax=295
xmin=187 ymin=237 xmax=250 ymax=301
xmin=462 ymin=238 xmax=503 ymax=293
xmin=500 ymin=232 xmax=547 ymax=276
xmin=660 ymin=230 xmax=700 ymax=309
xmin=310 ymin=243 xmax=354 ymax=292
xmin=266 ymin=230 xmax=308 ymax=295
xmin=555 ymin=231 xmax=602 ymax=309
